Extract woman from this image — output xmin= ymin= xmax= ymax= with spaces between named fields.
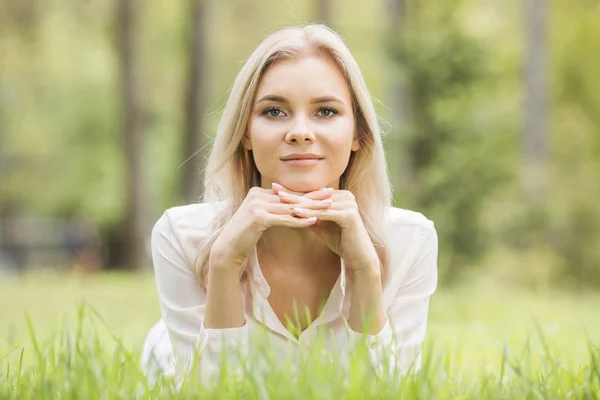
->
xmin=142 ymin=24 xmax=438 ymax=385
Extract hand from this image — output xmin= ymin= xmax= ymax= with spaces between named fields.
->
xmin=210 ymin=186 xmax=334 ymax=271
xmin=272 ymin=185 xmax=380 ymax=273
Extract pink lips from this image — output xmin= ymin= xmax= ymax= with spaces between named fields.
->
xmin=282 ymin=159 xmax=322 ymax=167
xmin=280 ymin=153 xmax=324 ymax=168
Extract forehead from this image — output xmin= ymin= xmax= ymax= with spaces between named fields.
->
xmin=255 ymin=55 xmax=352 ymax=101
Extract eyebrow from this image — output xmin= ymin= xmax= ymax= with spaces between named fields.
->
xmin=255 ymin=95 xmax=344 ymax=105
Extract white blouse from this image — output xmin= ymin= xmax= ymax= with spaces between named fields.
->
xmin=141 ymin=202 xmax=438 ymax=384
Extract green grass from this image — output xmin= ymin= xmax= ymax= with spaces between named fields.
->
xmin=1 ymin=272 xmax=599 ymax=398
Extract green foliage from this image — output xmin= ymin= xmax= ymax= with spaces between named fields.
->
xmin=388 ymin=1 xmax=511 ymax=281
xmin=502 ymin=0 xmax=600 ymax=288
xmin=0 ymin=1 xmax=123 ymax=224
xmin=1 ymin=296 xmax=599 ymax=398
xmin=2 ymin=273 xmax=599 ymax=398
xmin=0 ymin=0 xmax=599 ymax=286
xmin=547 ymin=0 xmax=600 ymax=286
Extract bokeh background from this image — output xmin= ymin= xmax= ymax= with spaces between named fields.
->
xmin=2 ymin=0 xmax=599 ymax=287
xmin=1 ymin=0 xmax=599 ymax=365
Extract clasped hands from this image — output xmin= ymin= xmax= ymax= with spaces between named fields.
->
xmin=270 ymin=182 xmax=380 ymax=274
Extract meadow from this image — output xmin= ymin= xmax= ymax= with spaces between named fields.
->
xmin=1 ymin=272 xmax=599 ymax=398
xmin=1 ymin=0 xmax=599 ymax=397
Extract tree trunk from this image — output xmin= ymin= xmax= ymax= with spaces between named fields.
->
xmin=181 ymin=0 xmax=209 ymax=204
xmin=524 ymin=0 xmax=548 ymax=205
xmin=387 ymin=0 xmax=414 ymax=194
xmin=316 ymin=0 xmax=333 ymax=26
xmin=117 ymin=0 xmax=147 ymax=270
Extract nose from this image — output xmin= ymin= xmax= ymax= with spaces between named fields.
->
xmin=285 ymin=117 xmax=316 ymax=144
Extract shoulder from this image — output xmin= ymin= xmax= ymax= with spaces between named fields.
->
xmin=151 ymin=202 xmax=221 ymax=265
xmin=384 ymin=206 xmax=435 ymax=231
xmin=381 ymin=206 xmax=438 ymax=295
xmin=383 ymin=206 xmax=437 ymax=248
xmin=153 ymin=202 xmax=219 ymax=236
xmin=157 ymin=202 xmax=218 ymax=228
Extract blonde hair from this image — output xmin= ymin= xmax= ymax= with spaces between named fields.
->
xmin=195 ymin=24 xmax=392 ymax=286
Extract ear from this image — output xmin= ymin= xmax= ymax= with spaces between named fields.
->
xmin=351 ymin=136 xmax=360 ymax=152
xmin=242 ymin=134 xmax=252 ymax=151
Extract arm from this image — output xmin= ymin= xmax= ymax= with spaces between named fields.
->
xmin=150 ymin=189 xmax=331 ymax=383
xmin=150 ymin=210 xmax=249 ymax=382
xmin=204 ymin=258 xmax=245 ymax=329
xmin=348 ymin=265 xmax=387 ymax=335
xmin=346 ymin=224 xmax=439 ymax=376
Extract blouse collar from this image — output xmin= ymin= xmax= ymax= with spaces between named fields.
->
xmin=246 ymin=247 xmax=349 ymax=341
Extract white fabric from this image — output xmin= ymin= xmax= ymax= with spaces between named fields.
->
xmin=141 ymin=202 xmax=438 ymax=385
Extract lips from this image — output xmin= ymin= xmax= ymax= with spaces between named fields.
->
xmin=281 ymin=157 xmax=323 ymax=167
xmin=280 ymin=153 xmax=324 ymax=161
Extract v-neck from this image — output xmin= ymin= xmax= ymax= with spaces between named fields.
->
xmin=246 ymin=248 xmax=347 ymax=342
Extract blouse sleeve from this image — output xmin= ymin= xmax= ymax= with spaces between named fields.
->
xmin=345 ymin=223 xmax=439 ymax=376
xmin=149 ymin=209 xmax=249 ymax=382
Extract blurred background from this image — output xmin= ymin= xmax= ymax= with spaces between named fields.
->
xmin=0 ymin=0 xmax=599 ymax=292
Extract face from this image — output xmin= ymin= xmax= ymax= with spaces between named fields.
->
xmin=244 ymin=54 xmax=359 ymax=193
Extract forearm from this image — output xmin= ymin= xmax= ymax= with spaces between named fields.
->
xmin=204 ymin=257 xmax=245 ymax=329
xmin=348 ymin=265 xmax=386 ymax=335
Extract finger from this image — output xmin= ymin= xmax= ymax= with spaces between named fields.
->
xmin=272 ymin=183 xmax=334 ymax=201
xmin=326 ymin=191 xmax=356 ymax=202
xmin=290 ymin=208 xmax=354 ymax=223
xmin=277 ymin=191 xmax=317 ymax=204
xmin=278 ymin=193 xmax=334 ymax=210
xmin=258 ymin=193 xmax=287 ymax=204
xmin=311 ymin=199 xmax=354 ymax=210
xmin=249 ymin=186 xmax=284 ymax=203
xmin=301 ymin=187 xmax=334 ymax=201
xmin=278 ymin=192 xmax=331 ymax=205
xmin=271 ymin=182 xmax=304 ymax=196
xmin=265 ymin=201 xmax=332 ymax=216
xmin=262 ymin=212 xmax=317 ymax=228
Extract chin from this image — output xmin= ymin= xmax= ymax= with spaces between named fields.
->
xmin=281 ymin=177 xmax=336 ymax=193
xmin=282 ymin=181 xmax=326 ymax=193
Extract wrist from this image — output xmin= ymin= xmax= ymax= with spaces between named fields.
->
xmin=347 ymin=259 xmax=381 ymax=278
xmin=209 ymin=246 xmax=245 ymax=272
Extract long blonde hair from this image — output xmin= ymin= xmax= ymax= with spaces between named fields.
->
xmin=195 ymin=24 xmax=392 ymax=286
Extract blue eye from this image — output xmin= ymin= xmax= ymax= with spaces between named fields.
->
xmin=317 ymin=107 xmax=338 ymax=117
xmin=263 ymin=108 xmax=285 ymax=118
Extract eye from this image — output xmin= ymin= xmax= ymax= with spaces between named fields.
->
xmin=316 ymin=107 xmax=338 ymax=117
xmin=263 ymin=108 xmax=286 ymax=118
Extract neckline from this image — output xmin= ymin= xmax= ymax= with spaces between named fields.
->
xmin=247 ymin=247 xmax=348 ymax=342
xmin=249 ymin=248 xmax=346 ymax=293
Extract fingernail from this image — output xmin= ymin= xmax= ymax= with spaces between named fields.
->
xmin=279 ymin=191 xmax=290 ymax=197
xmin=272 ymin=183 xmax=283 ymax=189
xmin=293 ymin=207 xmax=306 ymax=214
xmin=320 ymin=199 xmax=333 ymax=204
xmin=306 ymin=217 xmax=317 ymax=224
xmin=320 ymin=187 xmax=333 ymax=193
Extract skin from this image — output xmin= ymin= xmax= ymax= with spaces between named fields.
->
xmin=205 ymin=54 xmax=386 ymax=336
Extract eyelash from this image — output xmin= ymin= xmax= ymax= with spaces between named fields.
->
xmin=262 ymin=107 xmax=339 ymax=118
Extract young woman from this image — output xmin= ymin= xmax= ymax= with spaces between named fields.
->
xmin=142 ymin=24 xmax=438 ymax=384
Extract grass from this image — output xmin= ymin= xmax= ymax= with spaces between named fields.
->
xmin=1 ymin=271 xmax=599 ymax=398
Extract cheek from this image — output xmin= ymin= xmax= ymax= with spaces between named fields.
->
xmin=321 ymin=118 xmax=355 ymax=150
xmin=248 ymin=119 xmax=278 ymax=148
xmin=247 ymin=120 xmax=281 ymax=168
xmin=320 ymin=121 xmax=356 ymax=174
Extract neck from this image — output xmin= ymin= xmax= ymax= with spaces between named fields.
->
xmin=258 ymin=226 xmax=338 ymax=271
